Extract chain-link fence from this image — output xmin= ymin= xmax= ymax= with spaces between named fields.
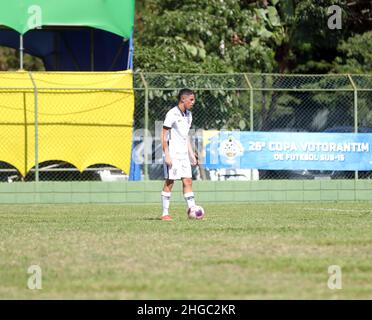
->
xmin=0 ymin=72 xmax=371 ymax=182
xmin=135 ymin=73 xmax=372 ymax=181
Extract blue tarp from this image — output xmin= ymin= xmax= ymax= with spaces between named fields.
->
xmin=0 ymin=28 xmax=130 ymax=71
xmin=129 ymin=144 xmax=142 ymax=181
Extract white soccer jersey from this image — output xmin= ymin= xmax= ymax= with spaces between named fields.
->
xmin=163 ymin=106 xmax=192 ymax=160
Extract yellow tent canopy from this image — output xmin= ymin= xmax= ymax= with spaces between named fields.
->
xmin=0 ymin=70 xmax=134 ymax=176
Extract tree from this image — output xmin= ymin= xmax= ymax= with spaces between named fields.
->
xmin=258 ymin=0 xmax=372 ymax=130
xmin=0 ymin=47 xmax=44 ymax=71
xmin=134 ymin=0 xmax=371 ymax=132
xmin=134 ymin=0 xmax=285 ymax=73
xmin=334 ymin=31 xmax=372 ymax=73
xmin=276 ymin=0 xmax=372 ymax=74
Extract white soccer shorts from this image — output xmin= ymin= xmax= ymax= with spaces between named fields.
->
xmin=163 ymin=158 xmax=192 ymax=180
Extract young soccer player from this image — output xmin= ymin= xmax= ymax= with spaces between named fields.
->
xmin=160 ymin=89 xmax=198 ymax=221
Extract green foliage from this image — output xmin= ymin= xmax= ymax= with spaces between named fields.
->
xmin=134 ymin=74 xmax=251 ymax=131
xmin=334 ymin=31 xmax=372 ymax=74
xmin=0 ymin=0 xmax=369 ymax=75
xmin=134 ymin=0 xmax=285 ymax=73
xmin=135 ymin=0 xmax=371 ymax=75
xmin=281 ymin=0 xmax=347 ymax=73
xmin=0 ymin=47 xmax=44 ymax=71
xmin=278 ymin=0 xmax=372 ymax=74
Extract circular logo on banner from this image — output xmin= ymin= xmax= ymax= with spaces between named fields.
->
xmin=218 ymin=136 xmax=244 ymax=164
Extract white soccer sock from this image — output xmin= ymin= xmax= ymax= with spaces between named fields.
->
xmin=184 ymin=192 xmax=196 ymax=209
xmin=161 ymin=191 xmax=171 ymax=216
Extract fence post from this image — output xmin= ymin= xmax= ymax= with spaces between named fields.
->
xmin=348 ymin=74 xmax=358 ymax=181
xmin=28 ymin=71 xmax=39 ymax=182
xmin=19 ymin=35 xmax=24 ymax=70
xmin=244 ymin=73 xmax=254 ymax=132
xmin=140 ymin=72 xmax=149 ymax=181
xmin=244 ymin=73 xmax=254 ymax=180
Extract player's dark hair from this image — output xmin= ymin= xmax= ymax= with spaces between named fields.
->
xmin=177 ymin=88 xmax=195 ymax=102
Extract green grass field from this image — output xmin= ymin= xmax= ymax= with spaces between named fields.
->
xmin=0 ymin=202 xmax=372 ymax=299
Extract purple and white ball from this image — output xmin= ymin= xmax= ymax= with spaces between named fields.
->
xmin=187 ymin=206 xmax=205 ymax=220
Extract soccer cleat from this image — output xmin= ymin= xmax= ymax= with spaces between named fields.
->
xmin=161 ymin=215 xmax=172 ymax=221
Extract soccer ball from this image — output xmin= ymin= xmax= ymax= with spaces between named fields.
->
xmin=187 ymin=205 xmax=205 ymax=220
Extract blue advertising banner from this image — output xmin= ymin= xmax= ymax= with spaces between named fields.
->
xmin=204 ymin=131 xmax=372 ymax=171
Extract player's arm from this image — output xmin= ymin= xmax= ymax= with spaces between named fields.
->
xmin=162 ymin=127 xmax=172 ymax=168
xmin=188 ymin=136 xmax=198 ymax=166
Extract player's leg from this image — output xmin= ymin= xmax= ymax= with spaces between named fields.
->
xmin=161 ymin=179 xmax=174 ymax=220
xmin=161 ymin=158 xmax=175 ymax=220
xmin=182 ymin=178 xmax=196 ymax=209
xmin=182 ymin=157 xmax=196 ymax=209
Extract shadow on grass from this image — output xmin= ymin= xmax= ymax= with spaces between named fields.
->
xmin=141 ymin=217 xmax=164 ymax=221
